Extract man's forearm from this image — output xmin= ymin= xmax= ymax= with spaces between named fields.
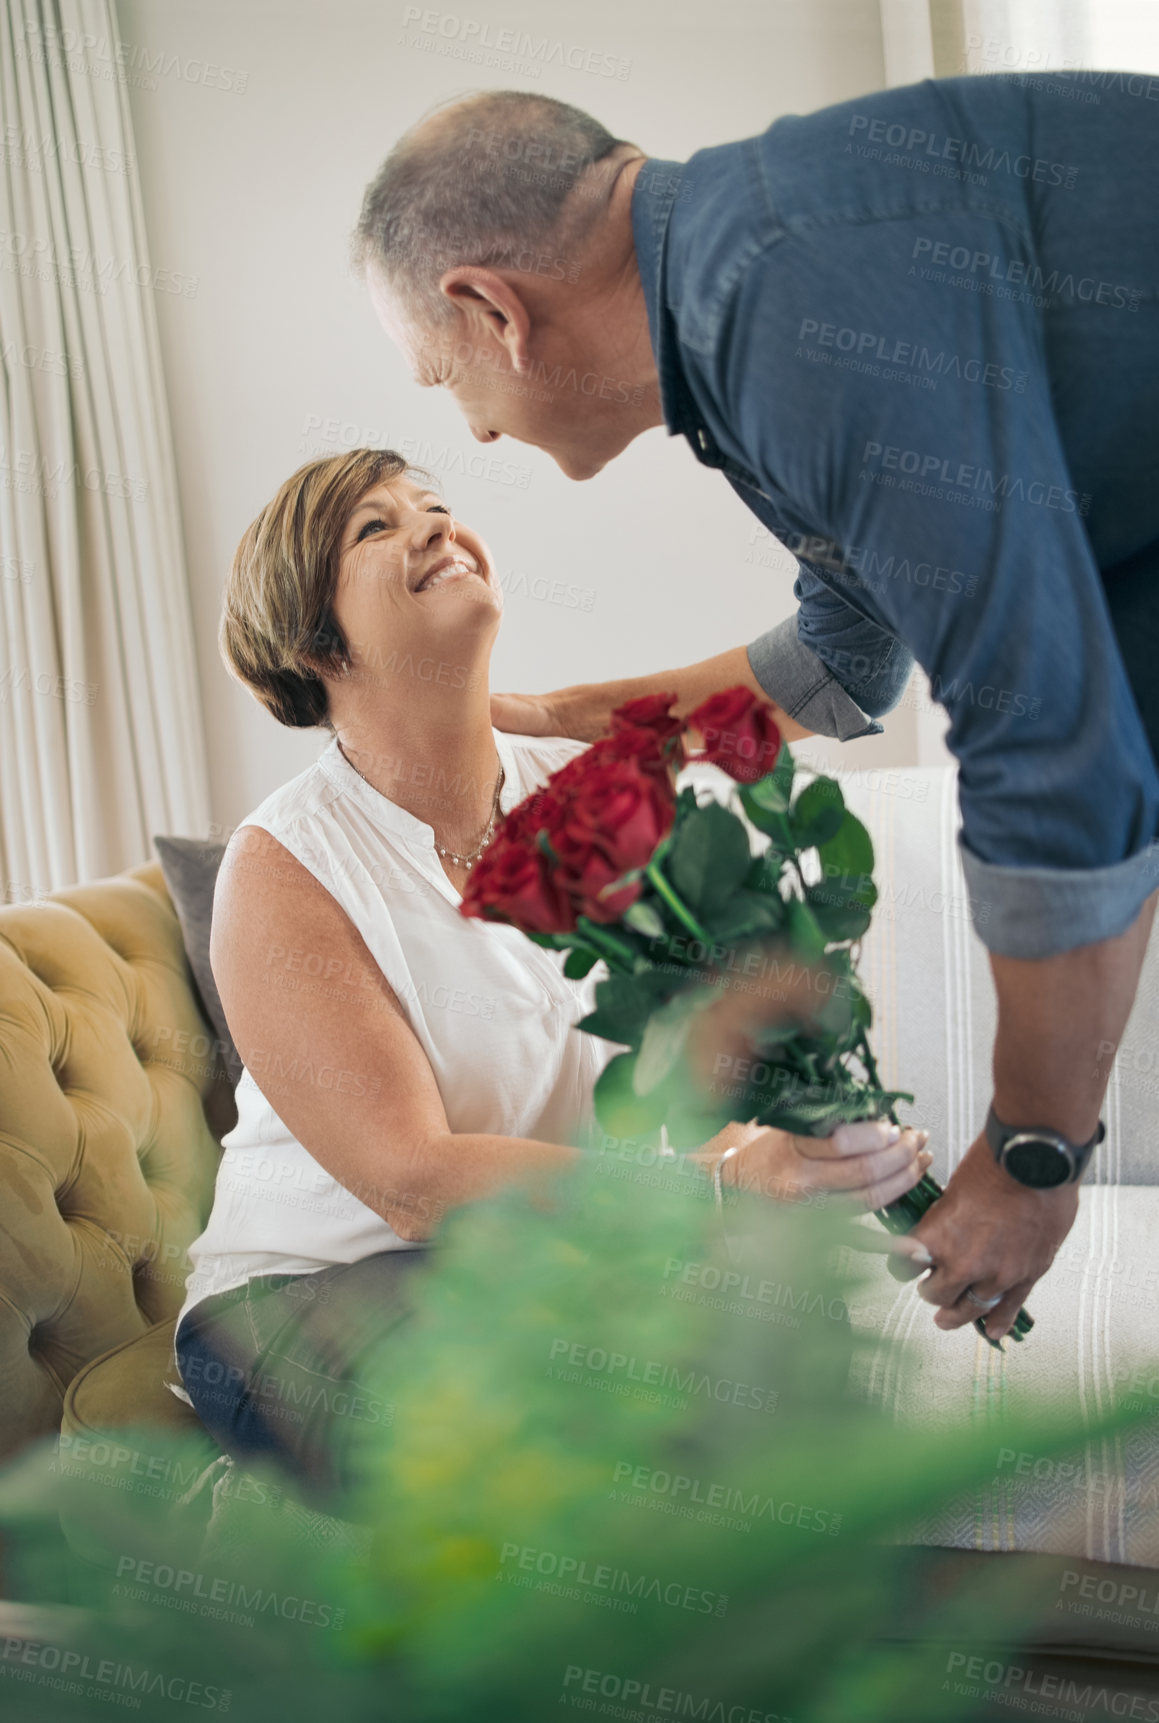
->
xmin=989 ymin=888 xmax=1159 ymax=1143
xmin=552 ymin=644 xmax=815 ymax=743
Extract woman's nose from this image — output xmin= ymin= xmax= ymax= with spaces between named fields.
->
xmin=410 ymin=509 xmax=452 ymax=545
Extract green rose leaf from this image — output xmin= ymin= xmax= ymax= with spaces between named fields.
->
xmin=807 ymin=898 xmax=873 ymax=942
xmin=808 ymin=872 xmax=877 ymax=907
xmin=576 ymin=973 xmax=670 ymax=1047
xmin=701 ymin=889 xmax=786 ymax=944
xmin=652 ymin=1057 xmax=738 ymax=1146
xmin=787 ymin=896 xmax=827 ymax=964
xmin=563 ymin=946 xmax=600 ymax=980
xmin=738 ymin=747 xmax=796 ymax=846
xmin=623 ymin=901 xmax=666 ymax=941
xmin=745 ymin=851 xmax=786 ymax=893
xmin=813 ymin=985 xmax=855 ymax=1044
xmin=791 ymin=776 xmax=846 ymax=852
xmin=817 ymin=810 xmax=875 ymax=894
xmin=592 ymin=1050 xmax=672 ymax=1138
xmin=809 ymin=812 xmax=877 ymax=944
xmin=742 ymin=777 xmax=789 ymax=817
xmin=739 ymin=791 xmax=792 ymax=852
xmin=632 ymin=988 xmax=718 ymax=1097
xmin=666 ymin=801 xmax=752 ymax=916
xmin=664 ymin=1101 xmax=740 ymax=1149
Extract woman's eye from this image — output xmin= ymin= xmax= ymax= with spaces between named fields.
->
xmin=355 ymin=504 xmax=447 ymax=541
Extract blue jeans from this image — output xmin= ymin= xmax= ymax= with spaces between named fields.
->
xmin=174 ymin=1249 xmax=430 ymax=1504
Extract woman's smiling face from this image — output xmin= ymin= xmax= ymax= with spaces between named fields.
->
xmin=329 ymin=473 xmax=501 ymax=681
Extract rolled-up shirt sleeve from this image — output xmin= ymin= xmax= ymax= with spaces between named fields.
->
xmin=747 ymin=610 xmax=884 ymax=740
xmin=746 ymin=552 xmax=914 ymax=739
xmin=720 ymin=211 xmax=1159 ymax=959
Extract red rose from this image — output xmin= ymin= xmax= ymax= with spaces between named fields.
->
xmin=545 ymin=730 xmax=679 ymax=790
xmin=599 ymin=725 xmax=681 ymax=791
xmin=501 ymin=787 xmax=564 ymax=848
xmin=463 ymin=742 xmax=675 ymax=933
xmin=540 ymin=745 xmax=608 ymax=799
xmin=611 ymin=692 xmax=683 ymax=743
xmin=686 ymin=685 xmax=782 ymax=784
xmin=550 ymin=827 xmax=644 ymax=924
xmin=460 ymin=835 xmax=577 ymax=934
xmin=559 ymin=758 xmax=674 ymax=876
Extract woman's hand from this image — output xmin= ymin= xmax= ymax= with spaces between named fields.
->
xmin=490 ymin=689 xmax=571 ymax=738
xmin=693 ymin=1117 xmax=935 ymax=1268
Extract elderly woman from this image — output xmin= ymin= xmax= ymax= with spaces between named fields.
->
xmin=173 ymin=448 xmax=932 ymax=1499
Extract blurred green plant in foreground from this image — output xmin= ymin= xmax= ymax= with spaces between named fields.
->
xmin=0 ymin=1159 xmax=1144 ymax=1723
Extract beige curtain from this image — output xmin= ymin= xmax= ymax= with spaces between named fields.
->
xmin=879 ymin=0 xmax=1099 ymax=86
xmin=0 ymin=0 xmax=209 ymax=901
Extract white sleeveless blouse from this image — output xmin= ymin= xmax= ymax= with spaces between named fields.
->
xmin=178 ymin=730 xmax=612 ymax=1326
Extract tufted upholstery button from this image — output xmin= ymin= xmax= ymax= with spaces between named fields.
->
xmin=0 ymin=862 xmax=234 ymax=1464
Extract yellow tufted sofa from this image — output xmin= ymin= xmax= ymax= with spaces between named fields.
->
xmin=0 ymin=861 xmax=237 ymax=1466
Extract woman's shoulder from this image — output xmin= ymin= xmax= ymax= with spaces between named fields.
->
xmin=232 ymin=740 xmax=344 ymax=840
xmin=213 ymin=752 xmax=346 ymax=908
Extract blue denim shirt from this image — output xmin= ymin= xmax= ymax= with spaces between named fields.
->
xmin=630 ymin=74 xmax=1159 ymax=960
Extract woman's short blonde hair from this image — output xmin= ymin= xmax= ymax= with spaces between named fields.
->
xmin=220 ymin=447 xmax=427 ymax=729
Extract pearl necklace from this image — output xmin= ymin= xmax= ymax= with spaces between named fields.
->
xmin=339 ymin=742 xmax=505 ymax=872
xmin=434 ymin=764 xmax=506 ymax=869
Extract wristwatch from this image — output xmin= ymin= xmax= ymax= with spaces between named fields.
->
xmin=984 ymin=1103 xmax=1105 ymax=1189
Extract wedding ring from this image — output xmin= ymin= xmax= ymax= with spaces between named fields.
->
xmin=963 ymin=1286 xmax=1002 ymax=1312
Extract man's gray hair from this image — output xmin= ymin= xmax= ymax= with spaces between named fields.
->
xmin=352 ymin=90 xmax=631 ymax=327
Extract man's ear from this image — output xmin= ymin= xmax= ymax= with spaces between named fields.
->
xmin=438 ymin=267 xmax=533 ymax=374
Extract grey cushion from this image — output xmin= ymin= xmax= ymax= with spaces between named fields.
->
xmin=152 ymin=836 xmax=241 ymax=1088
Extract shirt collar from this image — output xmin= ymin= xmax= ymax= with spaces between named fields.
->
xmin=493 ymin=727 xmax=524 ymax=815
xmin=321 ymin=727 xmax=524 ymax=845
xmin=630 ymin=156 xmax=705 ymax=447
xmin=630 ymin=155 xmax=748 ymax=476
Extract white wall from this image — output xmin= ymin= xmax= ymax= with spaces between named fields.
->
xmin=115 ymin=0 xmax=919 ymax=836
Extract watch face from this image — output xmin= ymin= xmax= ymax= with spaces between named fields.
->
xmin=1002 ymin=1134 xmax=1071 ymax=1188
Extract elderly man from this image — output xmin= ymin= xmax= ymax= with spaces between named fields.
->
xmin=352 ymin=80 xmax=1159 ymax=1341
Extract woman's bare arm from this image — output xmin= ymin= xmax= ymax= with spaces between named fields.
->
xmin=209 ymin=826 xmax=930 ymax=1242
xmin=209 ymin=825 xmax=578 ymax=1241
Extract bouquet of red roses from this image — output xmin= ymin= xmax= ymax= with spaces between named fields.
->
xmin=462 ymin=687 xmax=1030 ymax=1347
